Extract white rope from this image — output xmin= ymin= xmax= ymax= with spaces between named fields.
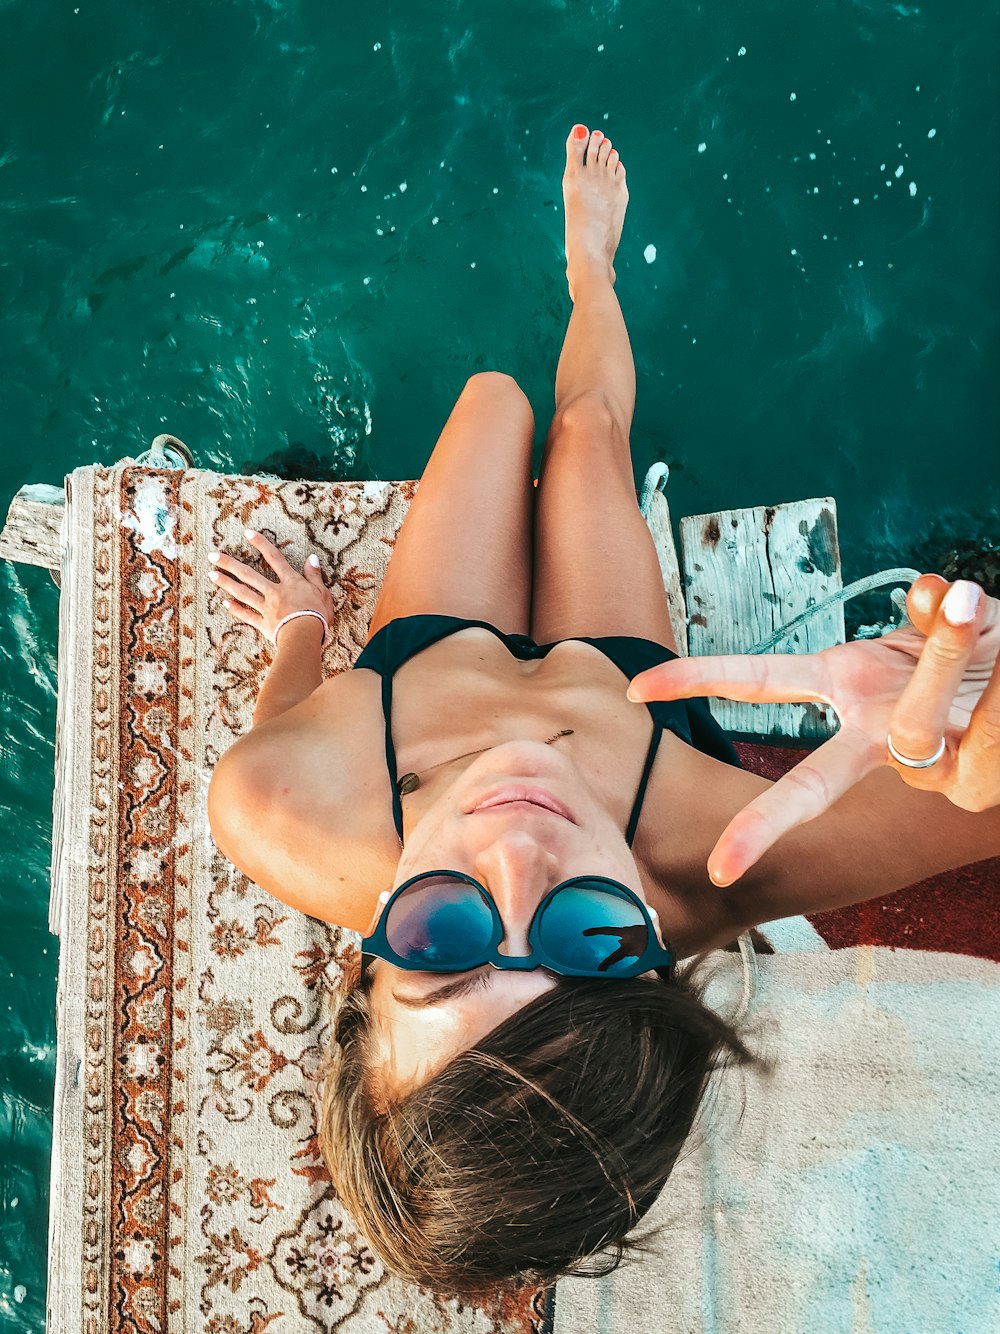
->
xmin=747 ymin=567 xmax=922 ymax=653
xmin=734 ymin=931 xmax=759 ymax=1025
xmin=638 ymin=462 xmax=669 ymax=518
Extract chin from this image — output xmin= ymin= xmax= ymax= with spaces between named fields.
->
xmin=470 ymin=738 xmax=570 ymax=778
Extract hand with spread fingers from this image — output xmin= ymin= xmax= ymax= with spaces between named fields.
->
xmin=627 ymin=574 xmax=1000 ymax=887
xmin=209 ymin=529 xmax=335 ymax=647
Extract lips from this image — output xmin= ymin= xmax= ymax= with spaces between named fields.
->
xmin=468 ymin=786 xmax=576 ymax=823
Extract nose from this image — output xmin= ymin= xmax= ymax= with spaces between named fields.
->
xmin=472 ymin=831 xmax=560 ymax=956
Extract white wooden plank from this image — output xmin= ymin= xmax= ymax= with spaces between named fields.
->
xmin=680 ymin=498 xmax=843 ymax=739
xmin=643 ymin=488 xmax=688 ymax=656
xmin=0 ymin=485 xmax=65 ymax=572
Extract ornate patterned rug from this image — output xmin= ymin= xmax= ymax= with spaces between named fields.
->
xmin=48 ymin=465 xmax=553 ymax=1334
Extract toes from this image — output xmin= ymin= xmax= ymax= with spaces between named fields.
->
xmin=567 ymin=123 xmax=588 ymax=167
xmin=568 ymin=124 xmax=625 ymax=177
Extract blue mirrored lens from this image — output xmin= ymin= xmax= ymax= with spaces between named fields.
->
xmin=537 ymin=882 xmax=649 ymax=975
xmin=385 ymin=876 xmax=494 ymax=968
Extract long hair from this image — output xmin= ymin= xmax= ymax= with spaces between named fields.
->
xmin=319 ymin=955 xmax=761 ymax=1298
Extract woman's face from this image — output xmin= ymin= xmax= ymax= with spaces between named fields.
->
xmin=366 ymin=740 xmax=666 ymax=1098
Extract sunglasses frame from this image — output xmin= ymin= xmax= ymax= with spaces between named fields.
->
xmin=360 ymin=870 xmax=676 ymax=982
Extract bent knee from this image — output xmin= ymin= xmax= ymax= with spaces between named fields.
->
xmin=456 ymin=372 xmax=534 ymax=437
xmin=460 ymin=371 xmax=532 ymax=417
xmin=548 ymin=390 xmax=627 ymax=444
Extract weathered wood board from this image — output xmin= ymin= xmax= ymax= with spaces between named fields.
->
xmin=680 ymin=498 xmax=844 ymax=739
xmin=642 ymin=487 xmax=688 ymax=656
xmin=0 ymin=483 xmax=64 ymax=574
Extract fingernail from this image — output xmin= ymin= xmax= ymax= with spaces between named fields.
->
xmin=626 ymin=686 xmax=642 ymax=703
xmin=209 ymin=571 xmax=219 ymax=582
xmin=208 ymin=551 xmax=220 ymax=564
xmin=307 ymin=553 xmax=320 ymax=567
xmin=244 ymin=527 xmax=257 ymax=540
xmin=942 ymin=579 xmax=982 ymax=626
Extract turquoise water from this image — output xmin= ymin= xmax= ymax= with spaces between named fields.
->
xmin=1 ymin=1 xmax=997 ymax=1327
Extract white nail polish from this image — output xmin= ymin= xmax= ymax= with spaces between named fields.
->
xmin=244 ymin=527 xmax=257 ymax=540
xmin=307 ymin=554 xmax=320 ymax=567
xmin=942 ymin=580 xmax=981 ymax=626
xmin=208 ymin=551 xmax=220 ymax=564
xmin=209 ymin=571 xmax=219 ymax=582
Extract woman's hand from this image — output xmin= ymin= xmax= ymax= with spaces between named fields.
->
xmin=628 ymin=574 xmax=1000 ymax=886
xmin=210 ymin=529 xmax=334 ymax=644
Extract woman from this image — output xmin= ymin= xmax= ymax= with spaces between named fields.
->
xmin=207 ymin=124 xmax=1000 ymax=1295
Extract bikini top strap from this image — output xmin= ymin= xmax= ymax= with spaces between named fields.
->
xmin=380 ymin=673 xmax=406 ymax=844
xmin=625 ymin=721 xmax=663 ymax=847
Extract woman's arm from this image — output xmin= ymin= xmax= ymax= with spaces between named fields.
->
xmin=252 ymin=616 xmax=325 ymax=727
xmin=207 ymin=672 xmax=392 ymax=934
xmin=207 ymin=529 xmax=334 ymax=727
xmin=650 ymin=737 xmax=997 ymax=947
xmin=724 ymin=767 xmax=1000 ymax=931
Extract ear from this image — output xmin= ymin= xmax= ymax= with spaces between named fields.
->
xmin=343 ymin=949 xmax=363 ymax=992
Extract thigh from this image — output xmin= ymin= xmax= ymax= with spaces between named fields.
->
xmin=531 ymin=393 xmax=678 ymax=650
xmin=368 ymin=373 xmax=536 ymax=639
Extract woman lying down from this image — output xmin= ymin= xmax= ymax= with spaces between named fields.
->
xmin=207 ymin=123 xmax=1000 ymax=1296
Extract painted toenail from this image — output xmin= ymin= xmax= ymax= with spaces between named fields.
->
xmin=573 ymin=125 xmax=588 ymax=139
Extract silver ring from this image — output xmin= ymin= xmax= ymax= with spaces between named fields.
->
xmin=886 ymin=733 xmax=946 ymax=769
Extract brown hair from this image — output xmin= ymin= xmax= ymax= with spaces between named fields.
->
xmin=320 ymin=958 xmax=758 ymax=1298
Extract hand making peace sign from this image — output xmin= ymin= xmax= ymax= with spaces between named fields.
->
xmin=628 ymin=574 xmax=1000 ymax=887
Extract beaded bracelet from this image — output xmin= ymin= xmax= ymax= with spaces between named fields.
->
xmin=273 ymin=609 xmax=330 ymax=650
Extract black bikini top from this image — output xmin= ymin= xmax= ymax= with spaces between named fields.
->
xmin=352 ymin=614 xmax=740 ymax=846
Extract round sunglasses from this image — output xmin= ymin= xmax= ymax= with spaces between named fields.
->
xmin=360 ymin=871 xmax=675 ymax=981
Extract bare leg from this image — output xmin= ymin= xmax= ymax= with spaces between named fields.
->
xmin=531 ymin=126 xmax=677 ymax=650
xmin=555 ymin=128 xmax=636 ymax=456
xmin=367 ymin=373 xmax=535 ymax=640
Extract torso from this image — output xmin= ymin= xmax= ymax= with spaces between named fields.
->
xmin=237 ymin=627 xmax=769 ymax=952
xmin=387 ymin=628 xmax=659 ymax=835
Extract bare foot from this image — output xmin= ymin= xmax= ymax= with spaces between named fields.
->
xmin=562 ymin=123 xmax=629 ymax=301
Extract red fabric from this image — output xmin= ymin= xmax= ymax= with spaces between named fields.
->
xmin=733 ymin=741 xmax=1000 ymax=964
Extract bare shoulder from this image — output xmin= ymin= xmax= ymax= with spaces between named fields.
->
xmin=207 ymin=669 xmax=399 ymax=932
xmin=652 ymin=734 xmax=1000 ymax=941
xmin=639 ymin=732 xmax=774 ymax=954
xmin=644 ymin=731 xmax=771 ymax=885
